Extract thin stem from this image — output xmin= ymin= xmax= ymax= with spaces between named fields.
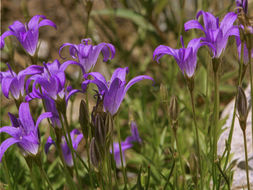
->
xmin=174 ymin=130 xmax=186 ymax=189
xmin=248 ymin=48 xmax=253 ymax=152
xmin=242 ymin=130 xmax=251 ymax=190
xmin=38 ymin=164 xmax=54 ymax=190
xmin=116 ymin=119 xmax=128 ymax=189
xmin=26 ymin=159 xmax=39 ymax=190
xmin=189 ymin=89 xmax=202 ymax=189
xmin=111 ymin=137 xmax=119 ymax=189
xmin=2 ymin=157 xmax=13 ymax=190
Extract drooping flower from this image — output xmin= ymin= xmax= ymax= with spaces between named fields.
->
xmin=45 ymin=129 xmax=83 ymax=166
xmin=184 ymin=11 xmax=239 ymax=58
xmin=0 ymin=15 xmax=56 ymax=56
xmin=112 ymin=121 xmax=141 ymax=167
xmin=82 ymin=67 xmax=153 ymax=115
xmin=0 ymin=63 xmax=43 ymax=99
xmin=26 ymin=59 xmax=79 ymax=102
xmin=236 ymin=0 xmax=248 ymax=14
xmin=0 ymin=102 xmax=52 ymax=162
xmin=59 ymin=38 xmax=115 ymax=74
xmin=153 ymin=36 xmax=212 ymax=77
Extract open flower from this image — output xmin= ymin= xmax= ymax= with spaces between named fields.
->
xmin=0 ymin=15 xmax=56 ymax=56
xmin=0 ymin=64 xmax=43 ymax=99
xmin=45 ymin=129 xmax=83 ymax=166
xmin=0 ymin=102 xmax=52 ymax=162
xmin=26 ymin=59 xmax=79 ymax=102
xmin=82 ymin=67 xmax=153 ymax=115
xmin=59 ymin=38 xmax=115 ymax=74
xmin=184 ymin=11 xmax=239 ymax=58
xmin=112 ymin=121 xmax=141 ymax=167
xmin=153 ymin=36 xmax=211 ymax=77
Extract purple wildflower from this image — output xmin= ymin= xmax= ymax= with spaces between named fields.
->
xmin=184 ymin=11 xmax=239 ymax=58
xmin=0 ymin=102 xmax=52 ymax=162
xmin=82 ymin=67 xmax=153 ymax=115
xmin=153 ymin=36 xmax=211 ymax=77
xmin=0 ymin=15 xmax=56 ymax=56
xmin=59 ymin=38 xmax=115 ymax=74
xmin=45 ymin=129 xmax=83 ymax=166
xmin=43 ymin=96 xmax=61 ymax=128
xmin=112 ymin=121 xmax=141 ymax=167
xmin=26 ymin=59 xmax=79 ymax=102
xmin=0 ymin=64 xmax=43 ymax=99
xmin=236 ymin=33 xmax=253 ymax=65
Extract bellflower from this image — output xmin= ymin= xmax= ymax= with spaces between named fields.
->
xmin=184 ymin=11 xmax=239 ymax=58
xmin=0 ymin=64 xmax=43 ymax=99
xmin=112 ymin=121 xmax=141 ymax=167
xmin=0 ymin=102 xmax=52 ymax=162
xmin=153 ymin=36 xmax=211 ymax=77
xmin=43 ymin=96 xmax=61 ymax=128
xmin=45 ymin=129 xmax=83 ymax=166
xmin=82 ymin=67 xmax=153 ymax=115
xmin=0 ymin=15 xmax=56 ymax=56
xmin=59 ymin=38 xmax=115 ymax=74
xmin=26 ymin=59 xmax=79 ymax=102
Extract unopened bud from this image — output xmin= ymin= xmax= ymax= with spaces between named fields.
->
xmin=169 ymin=96 xmax=179 ymax=126
xmin=94 ymin=115 xmax=106 ymax=146
xmin=236 ymin=86 xmax=248 ymax=130
xmin=90 ymin=137 xmax=100 ymax=168
xmin=160 ymin=84 xmax=169 ymax=103
xmin=79 ymin=100 xmax=90 ymax=139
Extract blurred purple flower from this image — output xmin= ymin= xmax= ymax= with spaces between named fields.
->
xmin=59 ymin=38 xmax=115 ymax=74
xmin=0 ymin=102 xmax=52 ymax=162
xmin=26 ymin=59 xmax=79 ymax=102
xmin=82 ymin=67 xmax=153 ymax=115
xmin=43 ymin=96 xmax=61 ymax=128
xmin=236 ymin=35 xmax=253 ymax=64
xmin=0 ymin=15 xmax=56 ymax=56
xmin=153 ymin=36 xmax=211 ymax=77
xmin=0 ymin=64 xmax=43 ymax=99
xmin=236 ymin=0 xmax=248 ymax=14
xmin=112 ymin=121 xmax=141 ymax=167
xmin=184 ymin=11 xmax=239 ymax=58
xmin=45 ymin=129 xmax=83 ymax=166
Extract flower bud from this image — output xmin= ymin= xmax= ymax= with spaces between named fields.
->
xmin=79 ymin=100 xmax=90 ymax=139
xmin=236 ymin=86 xmax=248 ymax=130
xmin=90 ymin=137 xmax=100 ymax=168
xmin=169 ymin=96 xmax=179 ymax=126
xmin=160 ymin=84 xmax=169 ymax=103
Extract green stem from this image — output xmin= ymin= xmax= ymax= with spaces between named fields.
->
xmin=116 ymin=119 xmax=128 ymax=189
xmin=248 ymin=48 xmax=253 ymax=152
xmin=38 ymin=164 xmax=54 ymax=190
xmin=2 ymin=157 xmax=13 ymax=190
xmin=189 ymin=89 xmax=202 ymax=190
xmin=26 ymin=159 xmax=39 ymax=190
xmin=174 ymin=130 xmax=186 ymax=189
xmin=111 ymin=136 xmax=119 ymax=189
xmin=242 ymin=130 xmax=251 ymax=190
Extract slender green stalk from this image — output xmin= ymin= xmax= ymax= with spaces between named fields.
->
xmin=242 ymin=130 xmax=251 ymax=190
xmin=111 ymin=137 xmax=119 ymax=189
xmin=38 ymin=164 xmax=54 ymax=190
xmin=26 ymin=158 xmax=39 ymax=190
xmin=2 ymin=157 xmax=13 ymax=190
xmin=248 ymin=49 xmax=253 ymax=152
xmin=116 ymin=120 xmax=128 ymax=189
xmin=174 ymin=130 xmax=186 ymax=189
xmin=105 ymin=147 xmax=113 ymax=189
xmin=189 ymin=89 xmax=202 ymax=189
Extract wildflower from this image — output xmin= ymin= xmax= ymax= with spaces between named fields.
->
xmin=184 ymin=11 xmax=239 ymax=58
xmin=59 ymin=38 xmax=115 ymax=74
xmin=0 ymin=102 xmax=52 ymax=162
xmin=0 ymin=63 xmax=43 ymax=99
xmin=82 ymin=67 xmax=153 ymax=115
xmin=153 ymin=36 xmax=212 ymax=77
xmin=112 ymin=121 xmax=141 ymax=167
xmin=0 ymin=15 xmax=56 ymax=56
xmin=236 ymin=0 xmax=248 ymax=14
xmin=45 ymin=129 xmax=83 ymax=166
xmin=236 ymin=34 xmax=253 ymax=64
xmin=26 ymin=59 xmax=79 ymax=102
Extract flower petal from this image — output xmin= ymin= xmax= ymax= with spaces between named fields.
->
xmin=18 ymin=65 xmax=44 ymax=78
xmin=184 ymin=20 xmax=204 ymax=32
xmin=110 ymin=67 xmax=129 ymax=83
xmin=196 ymin=11 xmax=218 ymax=30
xmin=125 ymin=75 xmax=154 ymax=93
xmin=1 ymin=76 xmax=15 ymax=98
xmin=0 ymin=138 xmax=20 ymax=162
xmin=60 ymin=60 xmax=85 ymax=74
xmin=35 ymin=112 xmax=53 ymax=129
xmin=19 ymin=102 xmax=35 ymax=132
xmin=0 ymin=30 xmax=15 ymax=49
xmin=38 ymin=19 xmax=57 ymax=29
xmin=0 ymin=126 xmax=20 ymax=137
xmin=153 ymin=45 xmax=177 ymax=63
xmin=82 ymin=72 xmax=108 ymax=93
xmin=45 ymin=136 xmax=55 ymax=154
xmin=220 ymin=12 xmax=237 ymax=35
xmin=28 ymin=15 xmax=46 ymax=30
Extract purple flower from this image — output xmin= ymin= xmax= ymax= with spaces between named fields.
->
xmin=112 ymin=121 xmax=141 ymax=167
xmin=236 ymin=0 xmax=248 ymax=14
xmin=26 ymin=59 xmax=79 ymax=102
xmin=59 ymin=38 xmax=115 ymax=74
xmin=82 ymin=67 xmax=153 ymax=115
xmin=0 ymin=102 xmax=52 ymax=162
xmin=43 ymin=96 xmax=61 ymax=128
xmin=45 ymin=129 xmax=83 ymax=166
xmin=184 ymin=11 xmax=239 ymax=58
xmin=236 ymin=35 xmax=253 ymax=65
xmin=0 ymin=15 xmax=56 ymax=56
xmin=0 ymin=64 xmax=43 ymax=99
xmin=153 ymin=36 xmax=211 ymax=77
